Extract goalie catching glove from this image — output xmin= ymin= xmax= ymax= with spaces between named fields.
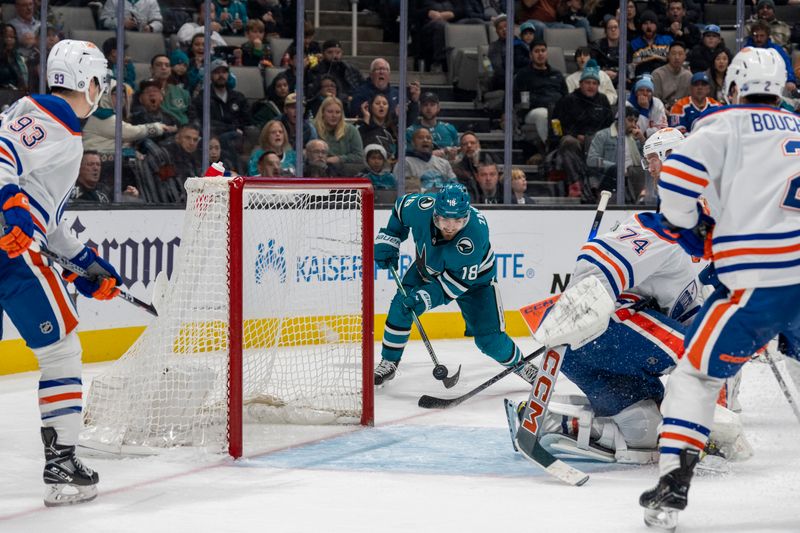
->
xmin=61 ymin=246 xmax=122 ymax=300
xmin=374 ymin=230 xmax=400 ymax=270
xmin=0 ymin=183 xmax=34 ymax=258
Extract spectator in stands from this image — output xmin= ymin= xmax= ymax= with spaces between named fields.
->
xmin=307 ymin=39 xmax=363 ymax=108
xmin=621 ymin=0 xmax=641 ymax=40
xmin=213 ymin=0 xmax=248 ymax=36
xmin=511 ymin=167 xmax=535 ymax=204
xmin=257 ymin=150 xmax=283 ymax=177
xmin=706 ymin=48 xmax=731 ymax=103
xmin=406 ymin=92 xmax=459 ymax=160
xmin=627 ymin=75 xmax=668 ymax=137
xmin=651 ymin=41 xmax=691 ymax=109
xmin=513 ymin=40 xmax=567 ymax=149
xmin=248 ymin=119 xmax=297 ymax=176
xmin=22 ymin=24 xmax=60 ymax=91
xmin=566 ymin=52 xmax=617 ymax=106
xmin=0 ymin=24 xmax=27 ymax=90
xmin=83 ymin=81 xmax=177 ymax=155
xmin=416 ymin=0 xmax=487 ymax=73
xmin=586 ymin=105 xmax=645 ymax=203
xmin=72 ymin=152 xmax=111 ymax=204
xmin=247 ymin=0 xmax=283 ymax=37
xmin=396 ymin=127 xmax=456 ymax=192
xmin=590 ymin=15 xmax=630 ymax=82
xmin=307 ymin=74 xmax=340 ymax=119
xmin=514 ymin=0 xmax=592 ymax=42
xmin=745 ymin=20 xmax=797 ymax=93
xmin=314 ymin=96 xmax=364 ymax=168
xmin=130 ymin=79 xmax=180 ymax=135
xmin=452 ymin=131 xmax=495 ymax=201
xmin=187 ymin=33 xmax=237 ymax=96
xmin=100 ymin=0 xmax=163 ymax=33
xmin=663 ymin=0 xmax=700 ymax=50
xmin=746 ymin=0 xmax=792 ymax=54
xmin=103 ymin=37 xmax=136 ymax=89
xmin=280 ymin=22 xmax=322 ymax=67
xmin=349 ymin=58 xmax=421 ymax=121
xmin=488 ymin=14 xmax=531 ymax=92
xmin=169 ymin=49 xmax=190 ymax=89
xmin=520 ymin=21 xmax=536 ymax=48
xmin=359 ymin=144 xmax=397 ymax=190
xmin=240 ymin=19 xmax=273 ymax=67
xmin=189 ymin=59 xmax=251 ymax=159
xmin=161 ymin=123 xmax=202 ymax=202
xmin=669 ymin=71 xmax=721 ymax=133
xmin=688 ymin=25 xmax=728 ymax=74
xmin=209 ymin=135 xmax=238 ymax=175
xmin=254 ymin=72 xmax=291 ymax=129
xmin=8 ymin=0 xmax=38 ymax=51
xmin=631 ymin=11 xmax=673 ymax=77
xmin=475 ymin=161 xmax=504 ymax=204
xmin=355 ymin=92 xmax=398 ymax=159
xmin=281 ymin=92 xmax=318 ymax=150
xmin=141 ymin=54 xmax=190 ymax=125
xmin=281 ymin=42 xmax=313 ymax=93
xmin=177 ymin=3 xmax=227 ymax=49
xmin=304 ymin=139 xmax=340 ymax=177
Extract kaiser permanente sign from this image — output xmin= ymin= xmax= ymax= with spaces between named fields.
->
xmin=0 ymin=207 xmax=638 ymax=374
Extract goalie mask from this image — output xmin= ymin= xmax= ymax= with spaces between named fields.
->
xmin=433 ymin=183 xmax=471 ymax=236
xmin=724 ymin=47 xmax=786 ymax=104
xmin=47 ymin=39 xmax=109 ymax=117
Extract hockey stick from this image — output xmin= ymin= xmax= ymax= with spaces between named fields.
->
xmin=418 ymin=347 xmax=544 ymax=409
xmin=512 ymin=190 xmax=612 ymax=486
xmin=763 ymin=347 xmax=800 ymax=424
xmin=389 ymin=265 xmax=461 ymax=388
xmin=36 ymin=245 xmax=159 ymax=317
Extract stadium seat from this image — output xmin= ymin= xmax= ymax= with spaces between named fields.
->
xmin=590 ymin=26 xmax=605 ymax=43
xmin=53 ymin=6 xmax=97 ymax=33
xmin=268 ymin=37 xmax=293 ymax=63
xmin=122 ymin=32 xmax=167 ymax=63
xmin=224 ymin=35 xmax=248 ymax=48
xmin=547 ymin=45 xmax=567 ymax=75
xmin=69 ymin=29 xmax=115 ymax=52
xmin=702 ymin=4 xmax=737 ymax=26
xmin=445 ymin=23 xmax=488 ymax=90
xmin=261 ymin=67 xmax=284 ymax=91
xmin=542 ymin=28 xmax=587 ymax=57
xmin=1 ymin=4 xmax=14 ymax=22
xmin=133 ymin=62 xmax=151 ymax=85
xmin=230 ymin=66 xmax=265 ymax=100
xmin=719 ymin=30 xmax=739 ymax=50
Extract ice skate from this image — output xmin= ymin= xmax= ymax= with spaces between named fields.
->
xmin=374 ymin=359 xmax=398 ymax=386
xmin=42 ymin=427 xmax=99 ymax=507
xmin=640 ymin=448 xmax=700 ymax=531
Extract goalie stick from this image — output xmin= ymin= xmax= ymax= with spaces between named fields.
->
xmin=513 ymin=190 xmax=612 ymax=486
xmin=417 ymin=347 xmax=545 ymax=409
xmin=389 ymin=265 xmax=461 ymax=388
xmin=36 ymin=245 xmax=159 ymax=317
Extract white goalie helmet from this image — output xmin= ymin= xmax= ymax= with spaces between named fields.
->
xmin=723 ymin=47 xmax=786 ymax=104
xmin=641 ymin=127 xmax=685 ymax=169
xmin=47 ymin=39 xmax=109 ymax=115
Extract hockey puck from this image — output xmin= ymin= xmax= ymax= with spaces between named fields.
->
xmin=432 ymin=365 xmax=448 ymax=380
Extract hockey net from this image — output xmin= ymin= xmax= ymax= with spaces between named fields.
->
xmin=81 ymin=177 xmax=374 ymax=457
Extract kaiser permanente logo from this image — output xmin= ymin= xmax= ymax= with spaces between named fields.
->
xmin=255 ymin=240 xmax=363 ymax=283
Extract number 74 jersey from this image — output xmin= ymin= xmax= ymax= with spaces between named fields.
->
xmin=0 ymin=94 xmax=85 ymax=256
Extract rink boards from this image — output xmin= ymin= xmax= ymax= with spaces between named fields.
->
xmin=0 ymin=207 xmax=636 ymax=374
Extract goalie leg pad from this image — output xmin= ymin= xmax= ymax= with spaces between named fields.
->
xmin=532 ymin=275 xmax=615 ymax=350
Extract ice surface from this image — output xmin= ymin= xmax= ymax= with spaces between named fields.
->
xmin=1 ymin=338 xmax=799 ymax=533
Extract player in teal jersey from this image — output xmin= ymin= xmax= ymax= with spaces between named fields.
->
xmin=373 ymin=183 xmax=535 ymax=385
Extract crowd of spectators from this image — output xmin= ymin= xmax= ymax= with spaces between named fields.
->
xmin=0 ymin=0 xmax=794 ymax=206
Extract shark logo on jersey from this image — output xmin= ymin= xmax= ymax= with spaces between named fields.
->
xmin=456 ymin=237 xmax=474 ymax=255
xmin=418 ymin=196 xmax=434 ymax=210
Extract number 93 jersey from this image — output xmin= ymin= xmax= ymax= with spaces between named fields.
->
xmin=0 ymin=94 xmax=86 ymax=257
xmin=385 ymin=192 xmax=496 ymax=301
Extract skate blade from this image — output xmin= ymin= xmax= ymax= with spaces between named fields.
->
xmin=643 ymin=507 xmax=679 ymax=532
xmin=44 ymin=484 xmax=98 ymax=507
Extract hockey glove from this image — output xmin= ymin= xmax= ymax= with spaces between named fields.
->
xmin=374 ymin=231 xmax=400 ymax=270
xmin=401 ymin=288 xmax=432 ymax=318
xmin=62 ymin=247 xmax=122 ymax=301
xmin=0 ymin=184 xmax=34 ymax=258
xmin=656 ymin=211 xmax=715 ymax=260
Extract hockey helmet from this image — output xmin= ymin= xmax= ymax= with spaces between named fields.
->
xmin=434 ymin=183 xmax=471 ymax=219
xmin=641 ymin=128 xmax=685 ymax=168
xmin=724 ymin=47 xmax=786 ymax=104
xmin=47 ymin=39 xmax=109 ymax=116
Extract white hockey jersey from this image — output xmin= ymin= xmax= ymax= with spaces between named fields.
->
xmin=0 ymin=94 xmax=85 ymax=258
xmin=658 ymin=104 xmax=800 ymax=289
xmin=573 ymin=212 xmax=705 ymax=323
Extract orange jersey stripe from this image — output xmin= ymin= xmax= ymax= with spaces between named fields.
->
xmin=624 ymin=310 xmax=684 ymax=359
xmin=581 ymin=244 xmax=627 ymax=288
xmin=687 ymin=289 xmax=745 ymax=370
xmin=0 ymin=145 xmax=16 ymax=166
xmin=714 ymin=241 xmax=800 ymax=260
xmin=39 ymin=392 xmax=82 ymax=404
xmin=29 ymin=249 xmax=78 ymax=334
xmin=662 ymin=165 xmax=709 ymax=187
xmin=660 ymin=431 xmax=706 ymax=450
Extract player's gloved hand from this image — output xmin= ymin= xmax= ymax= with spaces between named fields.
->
xmin=374 ymin=230 xmax=400 ymax=270
xmin=656 ymin=210 xmax=715 ymax=260
xmin=0 ymin=183 xmax=34 ymax=258
xmin=61 ymin=246 xmax=122 ymax=300
xmin=698 ymin=263 xmax=721 ymax=289
xmin=401 ymin=288 xmax=432 ymax=317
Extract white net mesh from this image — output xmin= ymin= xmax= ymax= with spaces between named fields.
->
xmin=81 ymin=177 xmax=368 ymax=455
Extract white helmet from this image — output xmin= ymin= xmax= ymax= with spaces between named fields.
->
xmin=723 ymin=47 xmax=786 ymax=104
xmin=641 ymin=127 xmax=685 ymax=169
xmin=47 ymin=39 xmax=108 ymax=115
